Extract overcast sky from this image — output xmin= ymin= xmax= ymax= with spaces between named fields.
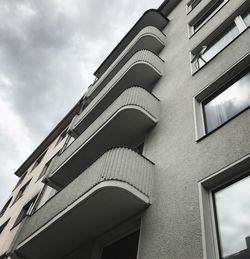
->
xmin=0 ymin=0 xmax=164 ymax=209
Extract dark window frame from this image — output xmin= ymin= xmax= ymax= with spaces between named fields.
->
xmin=11 ymin=180 xmax=31 ymax=206
xmin=0 ymin=198 xmax=12 ymax=217
xmin=0 ymin=219 xmax=9 ymax=235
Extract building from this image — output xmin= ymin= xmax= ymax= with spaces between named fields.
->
xmin=0 ymin=0 xmax=249 ymax=258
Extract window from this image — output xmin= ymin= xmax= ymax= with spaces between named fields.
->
xmin=203 ymin=69 xmax=250 ymax=133
xmin=35 ymin=185 xmax=57 ymax=210
xmin=55 ymin=128 xmax=68 ymax=146
xmin=37 ymin=159 xmax=52 ymax=181
xmin=13 ymin=195 xmax=38 ymax=227
xmin=31 ymin=150 xmax=47 ymax=171
xmin=0 ymin=198 xmax=12 ymax=217
xmin=101 ymin=231 xmax=140 ymax=259
xmin=192 ymin=9 xmax=250 ymax=71
xmin=213 ymin=176 xmax=250 ymax=258
xmin=199 ymin=155 xmax=250 ymax=259
xmin=13 ymin=171 xmax=27 ymax=191
xmin=0 ymin=219 xmax=9 ymax=235
xmin=12 ymin=180 xmax=31 ymax=206
xmin=187 ymin=0 xmax=202 ymax=13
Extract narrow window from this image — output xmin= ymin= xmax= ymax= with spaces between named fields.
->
xmin=37 ymin=159 xmax=52 ymax=181
xmin=13 ymin=195 xmax=38 ymax=227
xmin=101 ymin=230 xmax=140 ymax=259
xmin=12 ymin=180 xmax=31 ymax=206
xmin=31 ymin=150 xmax=47 ymax=171
xmin=13 ymin=171 xmax=27 ymax=191
xmin=203 ymin=69 xmax=250 ymax=133
xmin=0 ymin=198 xmax=12 ymax=217
xmin=35 ymin=185 xmax=57 ymax=210
xmin=187 ymin=0 xmax=202 ymax=13
xmin=213 ymin=175 xmax=250 ymax=258
xmin=0 ymin=219 xmax=9 ymax=235
xmin=55 ymin=128 xmax=68 ymax=146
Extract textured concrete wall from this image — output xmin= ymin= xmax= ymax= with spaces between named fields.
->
xmin=137 ymin=0 xmax=250 ymax=259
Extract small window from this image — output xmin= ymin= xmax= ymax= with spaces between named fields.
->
xmin=55 ymin=129 xmax=68 ymax=147
xmin=203 ymin=69 xmax=250 ymax=133
xmin=101 ymin=231 xmax=140 ymax=259
xmin=0 ymin=198 xmax=12 ymax=217
xmin=191 ymin=9 xmax=250 ymax=72
xmin=13 ymin=171 xmax=27 ymax=191
xmin=35 ymin=185 xmax=57 ymax=210
xmin=31 ymin=150 xmax=47 ymax=171
xmin=187 ymin=0 xmax=202 ymax=13
xmin=12 ymin=180 xmax=31 ymax=206
xmin=13 ymin=195 xmax=38 ymax=227
xmin=0 ymin=219 xmax=9 ymax=235
xmin=37 ymin=160 xmax=52 ymax=181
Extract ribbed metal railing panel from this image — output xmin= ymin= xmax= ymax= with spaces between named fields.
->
xmin=51 ymin=87 xmax=160 ymax=176
xmin=87 ymin=26 xmax=166 ymax=98
xmin=16 ymin=148 xmax=154 ymax=245
xmin=70 ymin=49 xmax=164 ymax=134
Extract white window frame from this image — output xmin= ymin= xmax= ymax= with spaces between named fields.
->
xmin=193 ymin=53 xmax=250 ymax=141
xmin=191 ymin=6 xmax=250 ymax=73
xmin=198 ymin=154 xmax=250 ymax=259
xmin=189 ymin=0 xmax=229 ymax=36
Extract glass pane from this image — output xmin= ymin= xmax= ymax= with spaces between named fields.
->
xmin=243 ymin=10 xmax=250 ymax=27
xmin=204 ymin=71 xmax=250 ymax=133
xmin=214 ymin=176 xmax=250 ymax=258
xmin=198 ymin=24 xmax=239 ymax=68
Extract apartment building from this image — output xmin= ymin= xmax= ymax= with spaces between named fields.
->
xmin=0 ymin=0 xmax=249 ymax=258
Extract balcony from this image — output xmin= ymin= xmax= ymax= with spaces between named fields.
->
xmin=15 ymin=148 xmax=154 ymax=259
xmin=94 ymin=9 xmax=168 ymax=78
xmin=72 ymin=50 xmax=164 ymax=137
xmin=48 ymin=87 xmax=160 ymax=187
xmin=87 ymin=26 xmax=166 ymax=100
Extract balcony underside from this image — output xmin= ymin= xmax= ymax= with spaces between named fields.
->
xmin=49 ymin=87 xmax=160 ymax=187
xmin=72 ymin=50 xmax=164 ymax=136
xmin=15 ymin=148 xmax=154 ymax=259
xmin=88 ymin=26 xmax=166 ymax=100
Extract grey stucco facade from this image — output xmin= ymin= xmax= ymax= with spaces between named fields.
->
xmin=0 ymin=0 xmax=249 ymax=258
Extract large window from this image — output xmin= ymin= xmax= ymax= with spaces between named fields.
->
xmin=199 ymin=156 xmax=250 ymax=259
xmin=213 ymin=175 xmax=250 ymax=258
xmin=203 ymin=69 xmax=250 ymax=133
xmin=192 ymin=10 xmax=250 ymax=72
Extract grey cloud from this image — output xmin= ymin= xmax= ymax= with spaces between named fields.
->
xmin=0 ymin=0 xmax=163 ymax=208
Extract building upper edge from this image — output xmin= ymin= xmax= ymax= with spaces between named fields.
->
xmin=93 ymin=9 xmax=169 ymax=79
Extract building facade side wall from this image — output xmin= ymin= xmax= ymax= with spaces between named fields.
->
xmin=137 ymin=0 xmax=250 ymax=258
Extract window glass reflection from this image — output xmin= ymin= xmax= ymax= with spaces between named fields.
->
xmin=214 ymin=176 xmax=250 ymax=258
xmin=36 ymin=185 xmax=57 ymax=210
xmin=243 ymin=10 xmax=250 ymax=27
xmin=204 ymin=71 xmax=250 ymax=133
xmin=198 ymin=24 xmax=239 ymax=68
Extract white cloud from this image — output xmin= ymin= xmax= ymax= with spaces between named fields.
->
xmin=0 ymin=0 xmax=164 ymax=208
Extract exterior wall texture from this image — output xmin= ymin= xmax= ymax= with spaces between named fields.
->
xmin=0 ymin=0 xmax=249 ymax=258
